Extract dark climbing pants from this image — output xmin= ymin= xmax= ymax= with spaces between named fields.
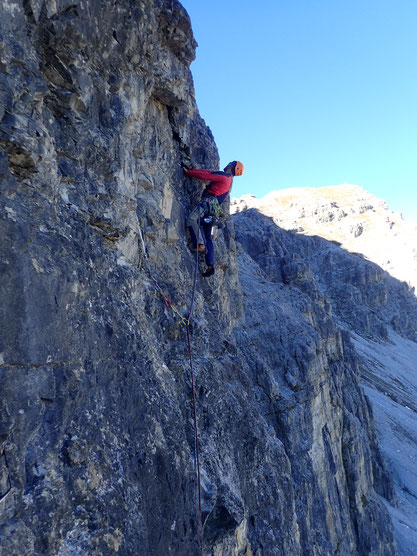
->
xmin=187 ymin=204 xmax=215 ymax=266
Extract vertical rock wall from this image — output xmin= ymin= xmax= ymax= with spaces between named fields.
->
xmin=233 ymin=210 xmax=398 ymax=555
xmin=0 ymin=1 xmax=226 ymax=553
xmin=1 ymin=1 xmax=397 ymax=554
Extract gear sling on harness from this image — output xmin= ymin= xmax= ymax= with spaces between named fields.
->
xmin=201 ymin=195 xmax=223 ymax=224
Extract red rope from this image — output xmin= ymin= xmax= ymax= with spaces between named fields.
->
xmin=186 ymin=210 xmax=204 ymax=555
xmin=146 ymin=200 xmax=204 ymax=551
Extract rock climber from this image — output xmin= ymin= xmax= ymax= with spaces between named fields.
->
xmin=182 ymin=161 xmax=244 ymax=277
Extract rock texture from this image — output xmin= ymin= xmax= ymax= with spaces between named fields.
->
xmin=0 ymin=2 xmax=405 ymax=555
xmin=354 ymin=332 xmax=417 ymax=556
xmin=232 ymin=189 xmax=417 ymax=554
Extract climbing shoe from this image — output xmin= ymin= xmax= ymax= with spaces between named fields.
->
xmin=202 ymin=265 xmax=215 ymax=277
xmin=192 ymin=244 xmax=206 ymax=253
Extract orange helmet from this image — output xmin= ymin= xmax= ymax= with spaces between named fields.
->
xmin=233 ymin=161 xmax=244 ymax=176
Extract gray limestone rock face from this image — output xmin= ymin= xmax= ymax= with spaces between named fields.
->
xmin=0 ymin=1 xmax=400 ymax=555
xmin=233 ymin=210 xmax=399 ymax=555
xmin=233 ymin=202 xmax=417 ymax=555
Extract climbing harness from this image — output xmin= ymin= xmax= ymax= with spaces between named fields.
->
xmin=201 ymin=195 xmax=224 ymax=225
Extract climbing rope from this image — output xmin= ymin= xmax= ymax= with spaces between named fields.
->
xmin=149 ymin=277 xmax=189 ymax=326
xmin=140 ymin=211 xmax=204 ymax=553
xmin=186 ymin=212 xmax=204 ymax=555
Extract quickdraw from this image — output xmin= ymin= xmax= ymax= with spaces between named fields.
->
xmin=150 ymin=277 xmax=189 ymax=327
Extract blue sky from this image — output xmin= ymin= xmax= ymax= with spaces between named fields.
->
xmin=180 ymin=0 xmax=417 ymax=221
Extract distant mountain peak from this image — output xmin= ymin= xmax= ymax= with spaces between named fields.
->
xmin=232 ymin=185 xmax=417 ymax=292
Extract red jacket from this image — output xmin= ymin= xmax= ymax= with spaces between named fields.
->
xmin=186 ymin=169 xmax=232 ymax=199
